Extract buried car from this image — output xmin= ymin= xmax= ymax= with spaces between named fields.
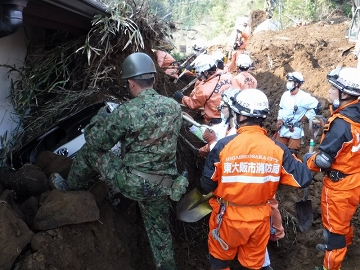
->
xmin=8 ymin=101 xmax=120 ymax=170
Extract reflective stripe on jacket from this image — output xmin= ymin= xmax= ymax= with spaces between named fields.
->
xmin=201 ymin=125 xmax=312 ymax=205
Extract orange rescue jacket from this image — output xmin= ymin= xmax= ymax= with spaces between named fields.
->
xmin=182 ymin=71 xmax=234 ymax=124
xmin=233 ymin=71 xmax=257 ymax=90
xmin=307 ymin=99 xmax=360 ymax=190
xmin=201 ymin=125 xmax=312 ymax=206
xmin=155 ymin=50 xmax=178 ymax=78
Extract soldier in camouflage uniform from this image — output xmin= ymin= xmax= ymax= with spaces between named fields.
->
xmin=64 ymin=52 xmax=186 ymax=269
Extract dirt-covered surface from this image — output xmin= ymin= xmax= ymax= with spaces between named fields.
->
xmin=1 ymin=12 xmax=360 ymax=270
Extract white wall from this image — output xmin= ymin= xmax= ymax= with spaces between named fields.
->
xmin=0 ymin=28 xmax=27 ymax=148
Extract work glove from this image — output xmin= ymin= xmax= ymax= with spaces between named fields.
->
xmin=276 ymin=119 xmax=283 ymax=130
xmin=202 ymin=128 xmax=216 ymax=144
xmin=170 ymin=171 xmax=189 ymax=201
xmin=173 ymin=91 xmax=184 ymax=102
xmin=193 ymin=147 xmax=200 ymax=157
xmin=354 ymin=51 xmax=359 ymax=60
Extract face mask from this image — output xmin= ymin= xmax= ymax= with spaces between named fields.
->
xmin=286 ymin=81 xmax=295 ymax=91
xmin=221 ymin=112 xmax=228 ymax=123
xmin=332 ymin=98 xmax=340 ymax=109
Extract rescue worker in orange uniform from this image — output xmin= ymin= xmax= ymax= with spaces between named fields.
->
xmin=173 ymin=54 xmax=234 ymax=126
xmin=200 ymin=89 xmax=312 ymax=270
xmin=232 ymin=54 xmax=257 ymax=90
xmin=304 ymin=67 xmax=360 ymax=270
xmin=199 ymin=88 xmax=283 ymax=268
xmin=154 ymin=50 xmax=179 ymax=78
xmin=226 ymin=22 xmax=250 ymax=73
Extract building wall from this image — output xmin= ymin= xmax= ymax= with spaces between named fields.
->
xmin=0 ymin=28 xmax=28 ymax=149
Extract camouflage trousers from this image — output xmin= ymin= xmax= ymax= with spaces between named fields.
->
xmin=68 ymin=144 xmax=177 ymax=270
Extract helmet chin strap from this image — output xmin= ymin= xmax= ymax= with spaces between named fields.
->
xmin=235 ymin=114 xmax=247 ymax=128
xmin=333 ymin=89 xmax=354 ymax=109
xmin=225 ymin=108 xmax=234 ymax=124
xmin=290 ymin=82 xmax=300 ymax=92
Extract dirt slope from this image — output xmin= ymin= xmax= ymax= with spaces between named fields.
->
xmin=2 ymin=14 xmax=360 ymax=270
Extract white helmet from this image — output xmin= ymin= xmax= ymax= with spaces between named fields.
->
xmin=327 ymin=67 xmax=360 ymax=96
xmin=286 ymin=71 xmax=304 ymax=84
xmin=236 ymin=54 xmax=253 ymax=69
xmin=229 ymin=89 xmax=269 ymax=118
xmin=193 ymin=54 xmax=216 ymax=73
xmin=211 ymin=51 xmax=224 ymax=62
xmin=221 ymin=88 xmax=241 ymax=107
xmin=212 ymin=51 xmax=225 ymax=69
xmin=236 ymin=21 xmax=247 ymax=32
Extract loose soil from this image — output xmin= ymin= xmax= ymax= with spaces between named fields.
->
xmin=3 ymin=12 xmax=360 ymax=270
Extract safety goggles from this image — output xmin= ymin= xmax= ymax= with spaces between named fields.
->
xmin=217 ymin=104 xmax=228 ymax=112
xmin=286 ymin=73 xmax=296 ymax=81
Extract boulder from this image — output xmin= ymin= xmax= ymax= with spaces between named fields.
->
xmin=8 ymin=164 xmax=49 ymax=198
xmin=0 ymin=203 xmax=34 ymax=270
xmin=34 ymin=189 xmax=99 ymax=230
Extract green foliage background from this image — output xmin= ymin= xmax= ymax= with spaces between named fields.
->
xmin=101 ymin=0 xmax=351 ymax=36
xmin=99 ymin=0 xmax=353 ymax=53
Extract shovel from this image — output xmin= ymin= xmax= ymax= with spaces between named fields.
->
xmin=176 ymin=188 xmax=214 ymax=222
xmin=294 ymin=118 xmax=322 ymax=232
xmin=295 ymin=186 xmax=313 ymax=232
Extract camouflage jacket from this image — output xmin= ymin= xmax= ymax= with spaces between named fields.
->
xmin=85 ymin=88 xmax=182 ymax=176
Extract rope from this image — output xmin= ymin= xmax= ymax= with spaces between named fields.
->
xmin=211 ymin=203 xmax=229 ymax=250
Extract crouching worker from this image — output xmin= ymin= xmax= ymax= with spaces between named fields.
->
xmin=52 ymin=52 xmax=187 ymax=270
xmin=200 ymin=89 xmax=312 ymax=270
xmin=304 ymin=67 xmax=360 ymax=270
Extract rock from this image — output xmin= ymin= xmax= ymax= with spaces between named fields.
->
xmin=34 ymin=189 xmax=99 ymax=230
xmin=0 ymin=203 xmax=34 ymax=270
xmin=8 ymin=164 xmax=49 ymax=198
xmin=0 ymin=182 xmax=5 ymax=194
xmin=0 ymin=189 xmax=25 ymax=220
xmin=35 ymin=151 xmax=73 ymax=179
xmin=13 ymin=253 xmax=47 ymax=270
xmin=20 ymin=196 xmax=39 ymax=229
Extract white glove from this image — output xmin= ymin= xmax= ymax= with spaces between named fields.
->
xmin=353 ymin=51 xmax=359 ymax=60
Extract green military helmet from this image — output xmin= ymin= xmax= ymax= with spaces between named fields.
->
xmin=121 ymin=52 xmax=157 ymax=79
